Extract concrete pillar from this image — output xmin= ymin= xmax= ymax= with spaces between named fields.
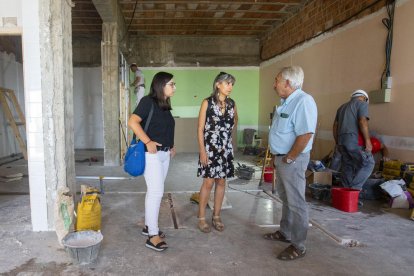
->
xmin=102 ymin=22 xmax=120 ymax=166
xmin=22 ymin=0 xmax=75 ymax=231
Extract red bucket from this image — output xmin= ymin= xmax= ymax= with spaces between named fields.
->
xmin=264 ymin=167 xmax=274 ymax=182
xmin=331 ymin=188 xmax=360 ymax=213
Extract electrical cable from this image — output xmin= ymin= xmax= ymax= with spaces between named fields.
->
xmin=381 ymin=0 xmax=395 ymax=88
xmin=227 ymin=180 xmax=277 ymax=201
xmin=120 ymin=0 xmax=139 ymax=43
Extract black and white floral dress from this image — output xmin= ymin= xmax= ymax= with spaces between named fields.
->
xmin=197 ymin=96 xmax=236 ymax=179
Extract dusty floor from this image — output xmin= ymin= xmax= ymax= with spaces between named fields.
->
xmin=0 ymin=150 xmax=413 ymax=275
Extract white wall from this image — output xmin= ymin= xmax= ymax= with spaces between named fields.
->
xmin=73 ymin=67 xmax=103 ymax=149
xmin=0 ymin=51 xmax=25 ymax=158
xmin=0 ymin=0 xmax=22 ymax=32
xmin=0 ymin=60 xmax=103 ymax=158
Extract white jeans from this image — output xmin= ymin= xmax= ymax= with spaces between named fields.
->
xmin=144 ymin=151 xmax=170 ymax=236
xmin=135 ymin=86 xmax=145 ymax=107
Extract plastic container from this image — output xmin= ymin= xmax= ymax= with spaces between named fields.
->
xmin=264 ymin=167 xmax=274 ymax=182
xmin=309 ymin=183 xmax=331 ymax=201
xmin=235 ymin=164 xmax=255 ymax=180
xmin=331 ymin=188 xmax=360 ymax=212
xmin=62 ymin=230 xmax=103 ymax=265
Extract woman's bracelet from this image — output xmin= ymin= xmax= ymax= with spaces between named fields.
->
xmin=145 ymin=140 xmax=151 ymax=145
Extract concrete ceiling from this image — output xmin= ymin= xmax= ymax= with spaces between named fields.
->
xmin=72 ymin=0 xmax=308 ymax=37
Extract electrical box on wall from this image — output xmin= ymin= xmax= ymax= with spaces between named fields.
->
xmin=369 ymin=89 xmax=391 ymax=103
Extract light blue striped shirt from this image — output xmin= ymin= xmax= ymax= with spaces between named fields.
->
xmin=269 ymin=89 xmax=318 ymax=155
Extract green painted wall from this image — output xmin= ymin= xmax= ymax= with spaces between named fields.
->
xmin=130 ymin=67 xmax=259 ymax=145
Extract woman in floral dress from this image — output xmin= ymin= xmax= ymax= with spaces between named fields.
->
xmin=197 ymin=72 xmax=238 ymax=233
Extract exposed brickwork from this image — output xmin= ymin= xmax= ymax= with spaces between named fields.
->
xmin=260 ymin=0 xmax=387 ymax=60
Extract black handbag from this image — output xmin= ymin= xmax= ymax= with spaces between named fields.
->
xmin=124 ymin=103 xmax=154 ymax=176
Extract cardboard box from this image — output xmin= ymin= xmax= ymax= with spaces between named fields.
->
xmin=306 ymin=171 xmax=332 ymax=186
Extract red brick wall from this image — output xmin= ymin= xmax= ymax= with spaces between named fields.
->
xmin=260 ymin=0 xmax=387 ymax=60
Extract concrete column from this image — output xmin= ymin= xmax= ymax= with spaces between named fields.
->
xmin=102 ymin=22 xmax=120 ymax=166
xmin=22 ymin=0 xmax=75 ymax=231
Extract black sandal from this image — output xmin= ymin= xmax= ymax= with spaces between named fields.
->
xmin=277 ymin=245 xmax=306 ymax=261
xmin=141 ymin=225 xmax=166 ymax=238
xmin=263 ymin=231 xmax=291 ymax=243
xmin=145 ymin=235 xmax=168 ymax=252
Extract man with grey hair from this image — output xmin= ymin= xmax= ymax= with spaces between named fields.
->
xmin=333 ymin=90 xmax=375 ymax=201
xmin=264 ymin=66 xmax=317 ymax=260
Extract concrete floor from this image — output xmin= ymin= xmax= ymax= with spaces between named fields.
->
xmin=0 ymin=150 xmax=413 ymax=275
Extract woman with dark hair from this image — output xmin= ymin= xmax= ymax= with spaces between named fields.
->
xmin=196 ymin=72 xmax=238 ymax=233
xmin=128 ymin=71 xmax=176 ymax=251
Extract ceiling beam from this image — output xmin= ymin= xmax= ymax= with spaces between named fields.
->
xmin=91 ymin=0 xmax=118 ymax=22
xmin=91 ymin=0 xmax=131 ymax=51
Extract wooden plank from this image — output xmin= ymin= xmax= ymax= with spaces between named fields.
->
xmin=8 ymin=90 xmax=26 ymax=128
xmin=0 ymin=89 xmax=28 ymax=160
xmin=119 ymin=82 xmax=128 ymax=161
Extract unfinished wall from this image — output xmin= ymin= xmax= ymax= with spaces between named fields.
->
xmin=0 ymin=51 xmax=25 ymax=158
xmin=73 ymin=36 xmax=101 ymax=67
xmin=259 ymin=0 xmax=414 ymax=162
xmin=73 ymin=67 xmax=103 ymax=149
xmin=261 ymin=0 xmax=386 ymax=60
xmin=127 ymin=36 xmax=260 ymax=67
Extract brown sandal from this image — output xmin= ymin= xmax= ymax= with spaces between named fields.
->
xmin=212 ymin=216 xmax=224 ymax=232
xmin=277 ymin=245 xmax=306 ymax=261
xmin=263 ymin=230 xmax=291 ymax=243
xmin=198 ymin=217 xmax=211 ymax=233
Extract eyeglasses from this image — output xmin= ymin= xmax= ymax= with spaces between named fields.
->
xmin=166 ymin=82 xmax=176 ymax=87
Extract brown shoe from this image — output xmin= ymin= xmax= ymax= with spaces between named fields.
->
xmin=277 ymin=245 xmax=306 ymax=261
xmin=212 ymin=216 xmax=224 ymax=231
xmin=198 ymin=217 xmax=211 ymax=233
xmin=263 ymin=230 xmax=291 ymax=243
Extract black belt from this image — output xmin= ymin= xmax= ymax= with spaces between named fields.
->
xmin=156 ymin=146 xmax=171 ymax=152
xmin=145 ymin=146 xmax=171 ymax=152
xmin=276 ymin=154 xmax=285 ymax=156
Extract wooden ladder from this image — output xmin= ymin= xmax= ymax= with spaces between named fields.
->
xmin=0 ymin=88 xmax=27 ymax=160
xmin=258 ymin=145 xmax=276 ymax=194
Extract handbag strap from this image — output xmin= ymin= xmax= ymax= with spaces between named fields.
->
xmin=143 ymin=101 xmax=154 ymax=133
xmin=131 ymin=100 xmax=154 ymax=144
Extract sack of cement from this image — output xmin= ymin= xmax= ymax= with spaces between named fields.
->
xmin=390 ymin=191 xmax=414 ymax=209
xmin=76 ymin=185 xmax=101 ymax=232
xmin=54 ymin=187 xmax=75 ymax=246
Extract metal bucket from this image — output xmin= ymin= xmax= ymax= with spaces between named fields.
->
xmin=62 ymin=230 xmax=103 ymax=265
xmin=309 ymin=183 xmax=331 ymax=201
xmin=235 ymin=163 xmax=255 ymax=180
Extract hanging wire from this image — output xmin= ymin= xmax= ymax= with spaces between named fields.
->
xmin=381 ymin=0 xmax=396 ymax=88
xmin=120 ymin=0 xmax=139 ymax=43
